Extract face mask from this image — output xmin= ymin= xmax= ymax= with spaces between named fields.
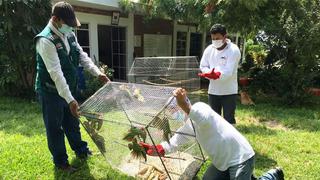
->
xmin=172 ymin=111 xmax=186 ymax=121
xmin=212 ymin=39 xmax=224 ymax=48
xmin=58 ymin=24 xmax=74 ymax=34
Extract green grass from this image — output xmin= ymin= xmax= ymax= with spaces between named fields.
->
xmin=0 ymin=95 xmax=320 ymax=179
xmin=0 ymin=97 xmax=134 ymax=180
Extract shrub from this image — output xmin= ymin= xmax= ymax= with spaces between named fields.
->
xmin=0 ymin=0 xmax=51 ymax=97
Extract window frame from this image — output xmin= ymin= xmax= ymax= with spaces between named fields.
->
xmin=75 ymin=23 xmax=91 ymax=57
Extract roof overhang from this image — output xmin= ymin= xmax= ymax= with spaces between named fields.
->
xmin=52 ymin=0 xmax=121 ymax=11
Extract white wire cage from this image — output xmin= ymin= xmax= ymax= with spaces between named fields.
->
xmin=79 ymin=82 xmax=205 ymax=180
xmin=128 ymin=56 xmax=201 ymax=92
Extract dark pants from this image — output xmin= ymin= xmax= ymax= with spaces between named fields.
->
xmin=208 ymin=94 xmax=237 ymax=124
xmin=203 ymin=156 xmax=255 ymax=180
xmin=38 ymin=91 xmax=88 ymax=166
xmin=202 ymin=156 xmax=281 ymax=180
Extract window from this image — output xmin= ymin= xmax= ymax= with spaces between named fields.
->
xmin=176 ymin=32 xmax=187 ymax=56
xmin=75 ymin=24 xmax=90 ymax=56
xmin=112 ymin=27 xmax=127 ymax=80
xmin=143 ymin=34 xmax=172 ymax=57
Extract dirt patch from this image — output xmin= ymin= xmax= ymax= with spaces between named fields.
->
xmin=261 ymin=120 xmax=289 ymax=131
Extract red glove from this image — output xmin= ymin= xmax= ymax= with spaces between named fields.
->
xmin=139 ymin=142 xmax=165 ymax=156
xmin=198 ymin=69 xmax=221 ymax=80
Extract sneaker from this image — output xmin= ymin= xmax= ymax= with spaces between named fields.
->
xmin=275 ymin=167 xmax=284 ymax=180
xmin=251 ymin=174 xmax=257 ymax=180
xmin=55 ymin=163 xmax=77 ymax=173
xmin=76 ymin=149 xmax=93 ymax=159
xmin=260 ymin=167 xmax=284 ymax=180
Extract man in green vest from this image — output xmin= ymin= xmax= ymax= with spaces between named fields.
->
xmin=35 ymin=2 xmax=109 ymax=173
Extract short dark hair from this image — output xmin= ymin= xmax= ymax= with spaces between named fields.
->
xmin=52 ymin=1 xmax=77 ymax=27
xmin=210 ymin=24 xmax=227 ymax=35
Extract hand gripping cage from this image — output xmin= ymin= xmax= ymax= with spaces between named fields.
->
xmin=128 ymin=56 xmax=201 ymax=92
xmin=79 ymin=82 xmax=206 ymax=180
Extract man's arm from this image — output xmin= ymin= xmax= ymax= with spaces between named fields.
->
xmin=161 ymin=119 xmax=194 ymax=153
xmin=141 ymin=119 xmax=195 ymax=156
xmin=173 ymin=88 xmax=191 ymax=114
xmin=74 ymin=34 xmax=109 ymax=82
xmin=173 ymin=88 xmax=212 ymax=128
xmin=76 ymin=43 xmax=102 ymax=77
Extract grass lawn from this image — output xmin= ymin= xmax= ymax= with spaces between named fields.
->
xmin=0 ymin=94 xmax=320 ymax=179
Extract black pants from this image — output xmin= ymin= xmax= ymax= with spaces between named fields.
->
xmin=208 ymin=94 xmax=237 ymax=124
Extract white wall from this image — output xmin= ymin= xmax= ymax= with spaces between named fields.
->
xmin=75 ymin=12 xmax=134 ymax=73
xmin=75 ymin=0 xmax=119 ymax=7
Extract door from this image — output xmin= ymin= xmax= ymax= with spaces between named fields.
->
xmin=189 ymin=33 xmax=202 ymax=60
xmin=98 ymin=25 xmax=127 ymax=81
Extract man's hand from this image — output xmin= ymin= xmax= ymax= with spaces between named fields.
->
xmin=98 ymin=74 xmax=110 ymax=83
xmin=69 ymin=100 xmax=80 ymax=118
xmin=198 ymin=68 xmax=221 ymax=80
xmin=173 ymin=88 xmax=191 ymax=114
xmin=139 ymin=142 xmax=165 ymax=156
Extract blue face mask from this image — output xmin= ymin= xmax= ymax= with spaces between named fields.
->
xmin=172 ymin=111 xmax=186 ymax=121
xmin=58 ymin=24 xmax=74 ymax=34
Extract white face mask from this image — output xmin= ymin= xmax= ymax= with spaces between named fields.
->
xmin=212 ymin=39 xmax=224 ymax=48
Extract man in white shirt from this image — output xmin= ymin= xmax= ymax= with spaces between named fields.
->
xmin=141 ymin=88 xmax=284 ymax=180
xmin=35 ymin=2 xmax=109 ymax=172
xmin=199 ymin=24 xmax=240 ymax=124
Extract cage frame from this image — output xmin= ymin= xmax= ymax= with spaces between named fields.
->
xmin=79 ymin=82 xmax=206 ymax=180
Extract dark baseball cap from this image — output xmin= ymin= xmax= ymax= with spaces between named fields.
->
xmin=52 ymin=1 xmax=80 ymax=27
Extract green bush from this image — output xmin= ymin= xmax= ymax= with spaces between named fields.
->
xmin=245 ymin=39 xmax=268 ymax=67
xmin=0 ymin=0 xmax=51 ymax=97
xmin=311 ymin=64 xmax=320 ymax=88
xmin=239 ymin=38 xmax=267 ymax=78
xmin=247 ymin=67 xmax=280 ymax=96
xmin=248 ymin=65 xmax=317 ymax=105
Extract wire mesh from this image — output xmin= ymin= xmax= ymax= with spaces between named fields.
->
xmin=79 ymin=82 xmax=205 ymax=180
xmin=128 ymin=56 xmax=201 ymax=92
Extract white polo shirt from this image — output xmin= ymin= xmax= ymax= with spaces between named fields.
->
xmin=161 ymin=102 xmax=255 ymax=171
xmin=200 ymin=39 xmax=241 ymax=95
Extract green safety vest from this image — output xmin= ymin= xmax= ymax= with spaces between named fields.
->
xmin=35 ymin=26 xmax=80 ymax=96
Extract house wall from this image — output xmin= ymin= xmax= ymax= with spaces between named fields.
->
xmin=69 ymin=2 xmax=207 ymax=80
xmin=134 ymin=15 xmax=204 ymax=58
xmin=74 ymin=8 xmax=135 ymax=73
xmin=134 ymin=15 xmax=174 ymax=57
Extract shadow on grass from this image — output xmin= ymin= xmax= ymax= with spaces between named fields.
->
xmin=236 ymin=124 xmax=277 ymax=136
xmin=237 ymin=101 xmax=320 ymax=132
xmin=0 ymin=97 xmax=45 ymax=136
xmin=54 ymin=158 xmax=94 ymax=180
xmin=254 ymin=152 xmax=278 ymax=172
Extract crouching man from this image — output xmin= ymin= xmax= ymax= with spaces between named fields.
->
xmin=140 ymin=88 xmax=284 ymax=180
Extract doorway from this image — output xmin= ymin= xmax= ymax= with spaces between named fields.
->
xmin=189 ymin=33 xmax=202 ymax=60
xmin=98 ymin=25 xmax=127 ymax=81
